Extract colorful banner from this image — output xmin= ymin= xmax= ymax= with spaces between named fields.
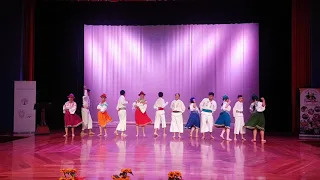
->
xmin=14 ymin=81 xmax=36 ymax=133
xmin=299 ymin=88 xmax=320 ymax=138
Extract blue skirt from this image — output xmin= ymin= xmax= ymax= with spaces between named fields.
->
xmin=214 ymin=111 xmax=231 ymax=128
xmin=185 ymin=111 xmax=200 ymax=129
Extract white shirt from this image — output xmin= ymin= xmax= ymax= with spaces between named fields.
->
xmin=82 ymin=89 xmax=90 ymax=108
xmin=116 ymin=95 xmax=128 ymax=110
xmin=63 ymin=101 xmax=77 ymax=114
xmin=153 ymin=97 xmax=168 ymax=110
xmin=132 ymin=99 xmax=148 ymax=113
xmin=221 ymin=101 xmax=231 ymax=112
xmin=249 ymin=101 xmax=265 ymax=113
xmin=189 ymin=103 xmax=200 ymax=113
xmin=255 ymin=101 xmax=265 ymax=112
xmin=97 ymin=102 xmax=108 ymax=113
xmin=199 ymin=98 xmax=217 ymax=113
xmin=170 ymin=99 xmax=186 ymax=113
xmin=233 ymin=101 xmax=243 ymax=117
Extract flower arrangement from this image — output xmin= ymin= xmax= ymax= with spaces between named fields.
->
xmin=59 ymin=169 xmax=84 ymax=180
xmin=112 ymin=168 xmax=133 ymax=180
xmin=168 ymin=171 xmax=182 ymax=180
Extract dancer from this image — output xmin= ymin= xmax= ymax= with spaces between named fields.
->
xmin=244 ymin=95 xmax=266 ymax=143
xmin=214 ymin=95 xmax=232 ymax=141
xmin=133 ymin=91 xmax=152 ymax=137
xmin=97 ymin=93 xmax=112 ymax=136
xmin=185 ymin=97 xmax=201 ymax=137
xmin=170 ymin=93 xmax=186 ymax=138
xmin=115 ymin=90 xmax=129 ymax=137
xmin=233 ymin=95 xmax=246 ymax=141
xmin=63 ymin=93 xmax=82 ymax=137
xmin=199 ymin=92 xmax=217 ymax=139
xmin=153 ymin=92 xmax=168 ymax=136
xmin=81 ymin=86 xmax=94 ymax=136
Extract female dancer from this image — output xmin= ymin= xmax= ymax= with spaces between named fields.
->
xmin=63 ymin=93 xmax=82 ymax=137
xmin=97 ymin=93 xmax=112 ymax=136
xmin=244 ymin=95 xmax=266 ymax=143
xmin=133 ymin=91 xmax=152 ymax=137
xmin=214 ymin=95 xmax=232 ymax=141
xmin=170 ymin=93 xmax=186 ymax=138
xmin=185 ymin=97 xmax=201 ymax=137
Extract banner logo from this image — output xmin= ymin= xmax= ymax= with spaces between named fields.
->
xmin=21 ymin=98 xmax=28 ymax=105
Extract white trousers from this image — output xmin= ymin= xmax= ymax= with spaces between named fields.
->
xmin=81 ymin=108 xmax=92 ymax=130
xmin=154 ymin=110 xmax=166 ymax=129
xmin=116 ymin=110 xmax=126 ymax=131
xmin=234 ymin=116 xmax=246 ymax=134
xmin=170 ymin=113 xmax=183 ymax=133
xmin=200 ymin=112 xmax=213 ymax=133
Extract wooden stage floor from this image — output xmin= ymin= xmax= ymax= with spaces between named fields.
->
xmin=0 ymin=125 xmax=320 ymax=180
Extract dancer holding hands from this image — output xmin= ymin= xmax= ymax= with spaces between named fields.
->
xmin=185 ymin=97 xmax=201 ymax=138
xmin=215 ymin=95 xmax=232 ymax=141
xmin=97 ymin=93 xmax=112 ymax=136
xmin=244 ymin=95 xmax=267 ymax=143
xmin=133 ymin=91 xmax=152 ymax=137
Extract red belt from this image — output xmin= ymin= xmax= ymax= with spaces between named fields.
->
xmin=158 ymin=107 xmax=164 ymax=110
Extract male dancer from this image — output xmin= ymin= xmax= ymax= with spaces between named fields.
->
xmin=199 ymin=92 xmax=217 ymax=139
xmin=233 ymin=95 xmax=246 ymax=141
xmin=115 ymin=90 xmax=129 ymax=137
xmin=81 ymin=86 xmax=94 ymax=135
xmin=153 ymin=92 xmax=168 ymax=136
xmin=170 ymin=93 xmax=186 ymax=138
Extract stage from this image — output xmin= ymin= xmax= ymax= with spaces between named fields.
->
xmin=0 ymin=125 xmax=319 ymax=180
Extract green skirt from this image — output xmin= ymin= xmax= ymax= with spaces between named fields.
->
xmin=244 ymin=112 xmax=265 ymax=131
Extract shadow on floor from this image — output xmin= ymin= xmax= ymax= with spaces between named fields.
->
xmin=0 ymin=136 xmax=27 ymax=143
xmin=301 ymin=140 xmax=320 ymax=147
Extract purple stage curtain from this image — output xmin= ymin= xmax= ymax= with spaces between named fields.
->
xmin=84 ymin=24 xmax=259 ymax=123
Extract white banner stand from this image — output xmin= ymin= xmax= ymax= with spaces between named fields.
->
xmin=13 ymin=81 xmax=36 ymax=134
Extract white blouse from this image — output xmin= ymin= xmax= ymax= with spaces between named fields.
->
xmin=221 ymin=101 xmax=231 ymax=112
xmin=249 ymin=101 xmax=265 ymax=112
xmin=189 ymin=103 xmax=200 ymax=113
xmin=63 ymin=101 xmax=77 ymax=114
xmin=97 ymin=102 xmax=108 ymax=113
xmin=255 ymin=101 xmax=265 ymax=112
xmin=132 ymin=99 xmax=148 ymax=113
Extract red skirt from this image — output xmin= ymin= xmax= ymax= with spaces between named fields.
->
xmin=64 ymin=111 xmax=82 ymax=127
xmin=135 ymin=109 xmax=152 ymax=126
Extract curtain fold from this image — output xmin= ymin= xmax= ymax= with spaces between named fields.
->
xmin=84 ymin=24 xmax=259 ymax=122
xmin=292 ymin=0 xmax=311 ymax=133
xmin=23 ymin=0 xmax=35 ymax=81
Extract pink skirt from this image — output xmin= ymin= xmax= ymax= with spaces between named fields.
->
xmin=64 ymin=111 xmax=82 ymax=128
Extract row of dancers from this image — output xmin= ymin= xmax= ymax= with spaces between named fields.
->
xmin=62 ymin=86 xmax=266 ymax=142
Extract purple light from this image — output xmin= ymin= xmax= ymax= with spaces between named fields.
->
xmin=84 ymin=24 xmax=259 ymax=123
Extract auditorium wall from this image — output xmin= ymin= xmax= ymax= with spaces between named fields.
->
xmin=0 ymin=0 xmax=23 ymax=133
xmin=311 ymin=0 xmax=320 ymax=88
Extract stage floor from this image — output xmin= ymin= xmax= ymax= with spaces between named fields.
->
xmin=0 ymin=125 xmax=320 ymax=180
